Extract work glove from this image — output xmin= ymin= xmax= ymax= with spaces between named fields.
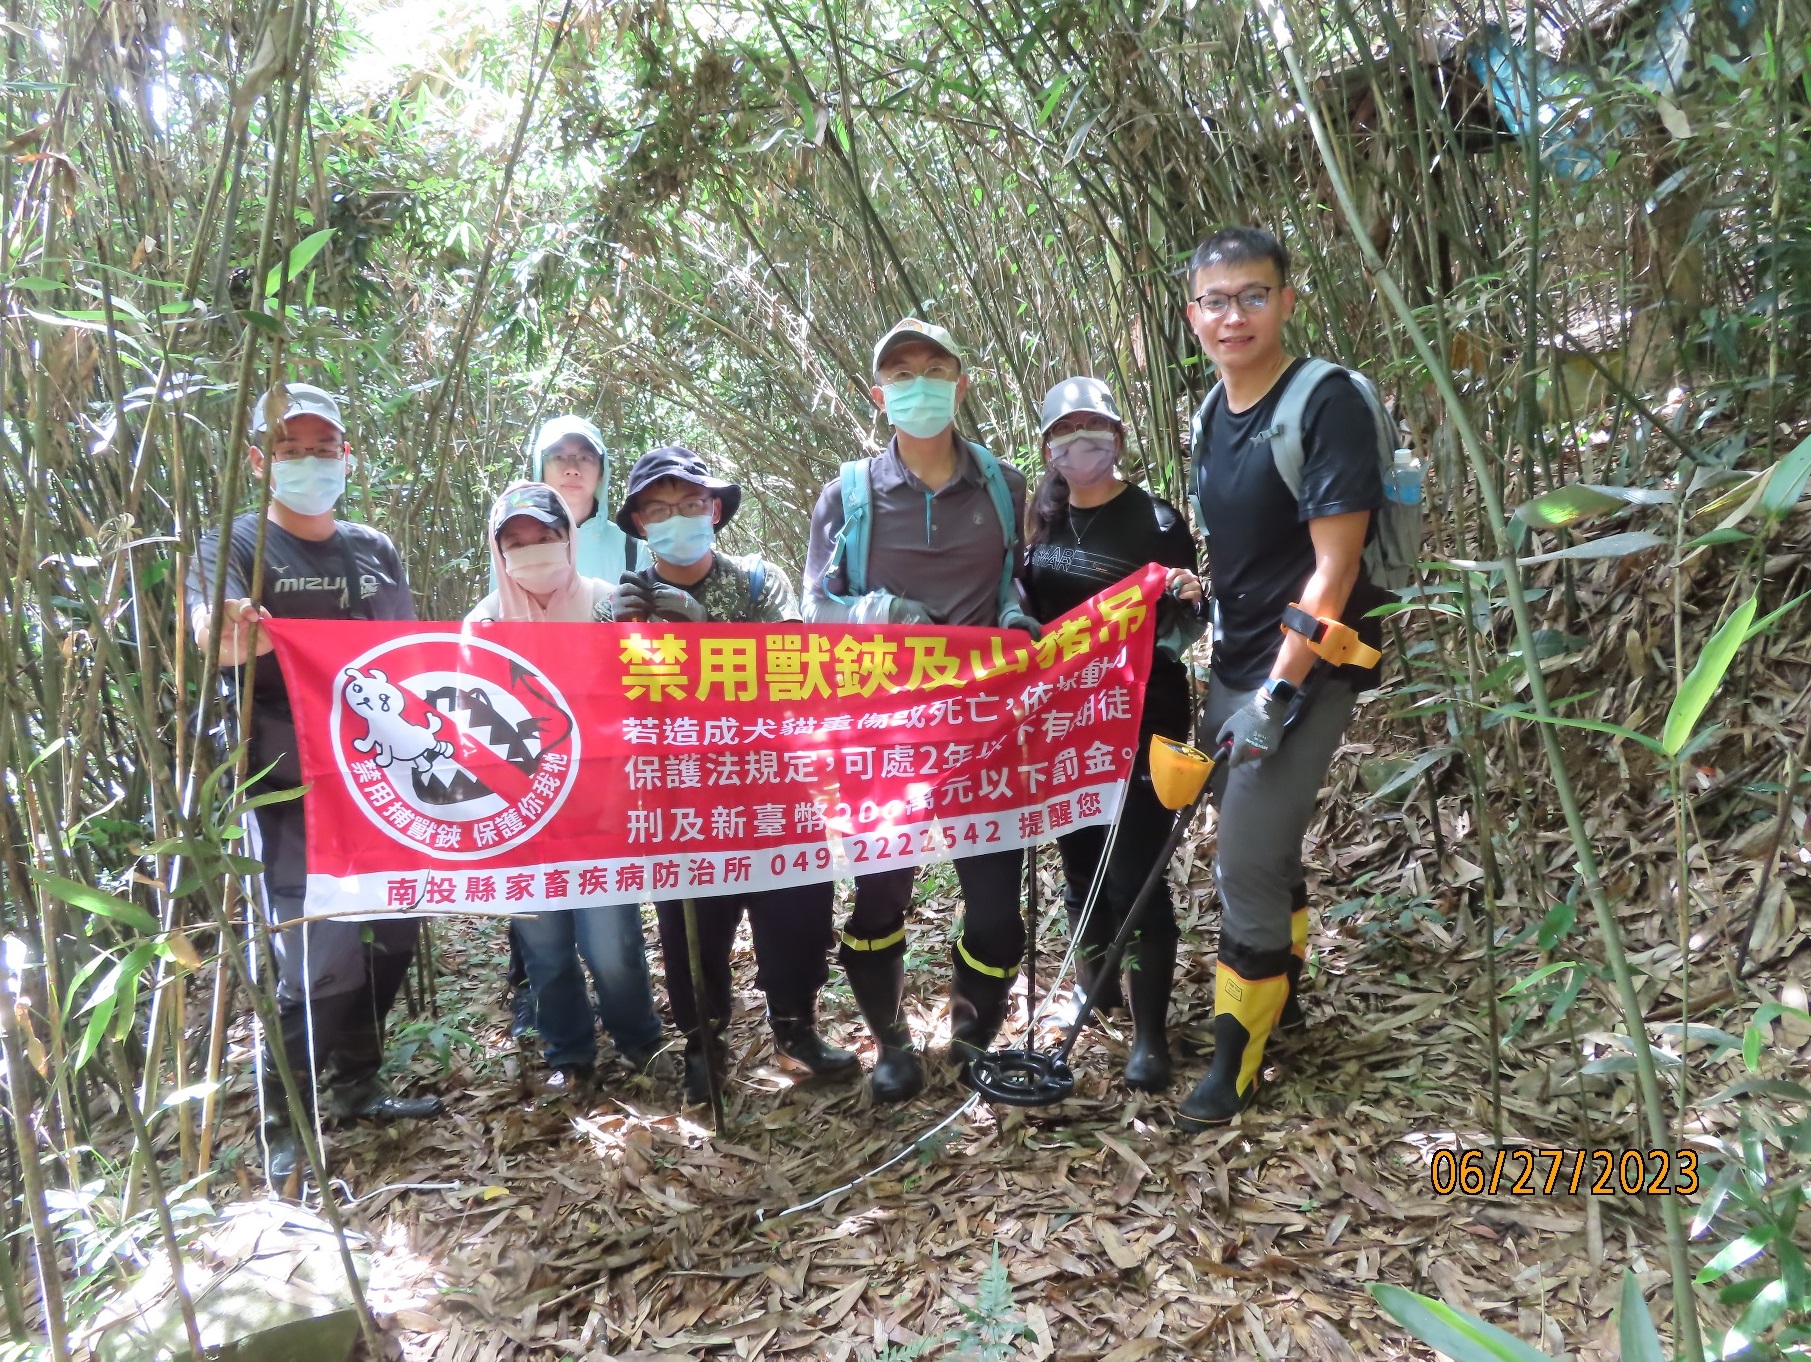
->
xmin=650 ymin=583 xmax=708 ymax=624
xmin=612 ymin=573 xmax=654 ymax=623
xmin=849 ymin=591 xmax=934 ymax=627
xmin=1215 ymin=690 xmax=1288 ymax=770
xmin=999 ymin=605 xmax=1043 ymax=641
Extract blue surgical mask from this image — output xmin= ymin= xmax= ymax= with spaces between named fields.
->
xmin=645 ymin=513 xmax=714 ymax=566
xmin=881 ymin=376 xmax=959 ymax=439
xmin=269 ymin=456 xmax=345 ymax=515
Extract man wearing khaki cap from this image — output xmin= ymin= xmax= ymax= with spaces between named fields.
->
xmin=187 ymin=381 xmax=442 ymax=1182
xmin=801 ymin=319 xmax=1036 ymax=1104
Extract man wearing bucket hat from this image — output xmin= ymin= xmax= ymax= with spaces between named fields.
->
xmin=1021 ymin=375 xmax=1206 ymax=1092
xmin=611 ymin=446 xmax=859 ymax=1106
xmin=187 ymin=381 xmax=442 ymax=1182
xmin=800 ymin=319 xmax=1034 ymax=1104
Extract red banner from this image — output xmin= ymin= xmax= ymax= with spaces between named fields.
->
xmin=265 ymin=565 xmax=1165 ymax=918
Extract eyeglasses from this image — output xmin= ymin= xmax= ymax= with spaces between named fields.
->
xmin=637 ymin=496 xmax=712 ymax=523
xmin=1192 ymin=286 xmax=1276 ymax=317
xmin=879 ymin=360 xmax=961 ymax=385
xmin=268 ymin=443 xmax=344 ymax=461
xmin=1047 ymin=416 xmax=1118 ymax=439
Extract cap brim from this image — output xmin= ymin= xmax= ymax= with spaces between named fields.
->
xmin=874 ymin=334 xmax=958 ymax=375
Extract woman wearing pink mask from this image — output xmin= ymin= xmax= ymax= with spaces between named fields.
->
xmin=1021 ymin=376 xmax=1205 ymax=1095
xmin=468 ymin=482 xmax=615 ymax=624
xmin=467 ymin=483 xmax=667 ymax=1094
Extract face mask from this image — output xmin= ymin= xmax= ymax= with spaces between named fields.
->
xmin=1047 ymin=431 xmax=1120 ymax=487
xmin=502 ymin=541 xmax=572 ymax=595
xmin=881 ymin=376 xmax=959 ymax=440
xmin=269 ymin=456 xmax=345 ymax=515
xmin=644 ymin=514 xmax=715 ymax=567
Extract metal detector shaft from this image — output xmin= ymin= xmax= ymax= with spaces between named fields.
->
xmin=1047 ymin=792 xmax=1205 ymax=1064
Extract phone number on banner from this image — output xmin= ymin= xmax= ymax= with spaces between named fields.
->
xmin=302 ymin=781 xmax=1127 ymax=918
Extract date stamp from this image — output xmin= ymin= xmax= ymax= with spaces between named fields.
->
xmin=1429 ymin=1147 xmax=1699 ymax=1196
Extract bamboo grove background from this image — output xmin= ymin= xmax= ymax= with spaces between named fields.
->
xmin=2 ymin=0 xmax=1810 ymax=1354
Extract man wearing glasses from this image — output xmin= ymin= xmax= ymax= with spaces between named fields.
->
xmin=187 ymin=382 xmax=442 ymax=1182
xmin=801 ymin=319 xmax=1034 ymax=1105
xmin=610 ymin=446 xmax=859 ymax=1106
xmin=1178 ymin=228 xmax=1387 ymax=1129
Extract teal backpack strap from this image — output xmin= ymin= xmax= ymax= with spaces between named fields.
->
xmin=1187 ymin=383 xmax=1225 ymax=530
xmin=1261 ymin=356 xmax=1342 ymax=500
xmin=819 ymin=459 xmax=872 ymax=604
xmin=748 ymin=558 xmax=766 ymax=607
xmin=966 ymin=443 xmax=1020 ymax=621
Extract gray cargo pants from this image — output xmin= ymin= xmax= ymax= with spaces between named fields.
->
xmin=1198 ymin=675 xmax=1358 ymax=963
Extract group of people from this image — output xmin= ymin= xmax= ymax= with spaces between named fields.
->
xmin=187 ymin=226 xmax=1392 ymax=1179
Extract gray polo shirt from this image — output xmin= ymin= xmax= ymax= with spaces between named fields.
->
xmin=802 ymin=436 xmax=1027 ymax=627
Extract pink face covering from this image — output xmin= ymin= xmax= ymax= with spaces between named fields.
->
xmin=486 ymin=489 xmax=594 ymax=622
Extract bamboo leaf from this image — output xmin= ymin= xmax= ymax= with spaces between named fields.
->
xmin=1502 ymin=960 xmax=1577 ymax=996
xmin=1513 ymin=482 xmax=1672 ymax=530
xmin=1759 ymin=433 xmax=1811 ymax=519
xmin=1370 ymin=1285 xmax=1558 ymax=1361
xmin=1662 ymin=595 xmax=1756 ymax=755
xmin=1618 ymin=1271 xmax=1665 ymax=1362
xmin=1516 ymin=530 xmax=1667 ymax=565
xmin=30 ymin=871 xmax=158 ymax=933
xmin=264 ymin=230 xmax=334 ymax=297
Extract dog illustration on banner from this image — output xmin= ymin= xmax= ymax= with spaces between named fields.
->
xmin=341 ymin=667 xmax=455 ymax=771
xmin=330 ymin=634 xmax=581 ymax=862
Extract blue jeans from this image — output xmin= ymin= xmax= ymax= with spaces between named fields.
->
xmin=513 ymin=904 xmax=663 ymax=1068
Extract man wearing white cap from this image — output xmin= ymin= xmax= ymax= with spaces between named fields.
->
xmin=187 ymin=381 xmax=442 ymax=1182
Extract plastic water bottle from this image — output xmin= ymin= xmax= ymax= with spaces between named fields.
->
xmin=1385 ymin=449 xmax=1424 ymax=505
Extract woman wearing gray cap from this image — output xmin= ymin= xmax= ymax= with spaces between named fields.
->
xmin=1021 ymin=376 xmax=1205 ymax=1092
xmin=468 ymin=483 xmax=666 ymax=1095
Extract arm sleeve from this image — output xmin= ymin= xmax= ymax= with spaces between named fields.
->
xmin=756 ymin=560 xmax=802 ymax=623
xmin=465 ymin=594 xmax=499 ymax=624
xmin=1297 ymin=379 xmax=1385 ymax=523
xmin=382 ymin=536 xmax=419 ymax=622
xmin=801 ymin=480 xmax=853 ymax=624
xmin=184 ymin=525 xmax=250 ymax=622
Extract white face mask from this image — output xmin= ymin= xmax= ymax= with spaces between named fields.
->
xmin=502 ymin=541 xmax=571 ymax=595
xmin=269 ymin=456 xmax=346 ymax=515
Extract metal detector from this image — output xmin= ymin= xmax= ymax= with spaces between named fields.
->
xmin=967 ymin=733 xmax=1227 ymax=1107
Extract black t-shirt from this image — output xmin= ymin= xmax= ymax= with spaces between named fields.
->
xmin=1191 ymin=358 xmax=1387 ymax=690
xmin=1022 ymin=483 xmax=1199 ymax=740
xmin=186 ymin=513 xmax=414 ymax=786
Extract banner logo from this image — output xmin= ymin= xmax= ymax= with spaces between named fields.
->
xmin=330 ymin=633 xmax=580 ymax=861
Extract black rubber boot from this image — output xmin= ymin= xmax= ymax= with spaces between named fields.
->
xmin=1178 ymin=962 xmax=1288 ymax=1130
xmin=948 ymin=953 xmax=1014 ymax=1073
xmin=1277 ymin=896 xmax=1310 ymax=1032
xmin=263 ymin=1119 xmax=306 ymax=1185
xmin=682 ymin=1032 xmax=726 ymax=1107
xmin=770 ymin=1009 xmax=860 ymax=1079
xmin=1122 ymin=934 xmax=1175 ymax=1092
xmin=844 ymin=953 xmax=924 ymax=1104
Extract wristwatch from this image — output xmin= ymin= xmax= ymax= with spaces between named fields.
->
xmin=1260 ymin=676 xmax=1299 ymax=707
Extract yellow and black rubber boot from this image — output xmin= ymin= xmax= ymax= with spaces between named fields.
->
xmin=949 ymin=939 xmax=1016 ymax=1076
xmin=1178 ymin=952 xmax=1290 ymax=1130
xmin=840 ymin=932 xmax=925 ymax=1104
xmin=1277 ymin=887 xmax=1310 ymax=1032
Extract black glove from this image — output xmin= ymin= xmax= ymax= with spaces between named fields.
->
xmin=999 ymin=606 xmax=1042 ymax=641
xmin=613 ymin=573 xmax=653 ymax=622
xmin=650 ymin=583 xmax=708 ymax=624
xmin=1215 ymin=690 xmax=1287 ymax=770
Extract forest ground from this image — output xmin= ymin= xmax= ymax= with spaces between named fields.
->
xmin=198 ymin=701 xmax=1788 ymax=1362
